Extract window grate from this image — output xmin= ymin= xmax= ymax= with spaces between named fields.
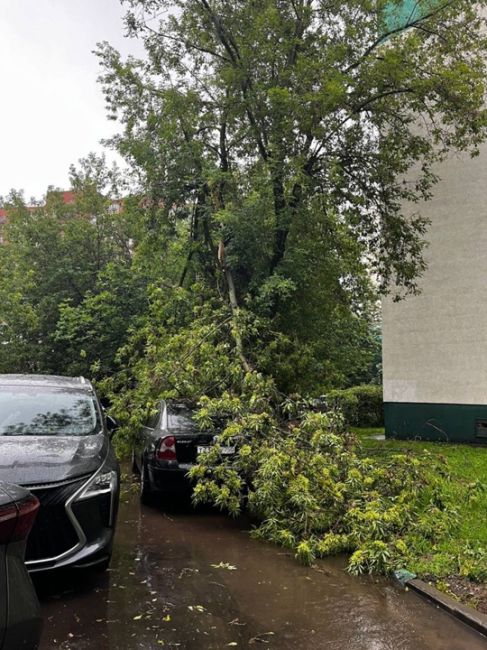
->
xmin=475 ymin=419 xmax=487 ymax=439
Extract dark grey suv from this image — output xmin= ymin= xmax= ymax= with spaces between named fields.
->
xmin=0 ymin=482 xmax=42 ymax=650
xmin=0 ymin=375 xmax=120 ymax=573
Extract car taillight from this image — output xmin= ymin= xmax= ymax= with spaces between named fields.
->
xmin=0 ymin=503 xmax=18 ymax=544
xmin=0 ymin=495 xmax=39 ymax=544
xmin=156 ymin=435 xmax=177 ymax=461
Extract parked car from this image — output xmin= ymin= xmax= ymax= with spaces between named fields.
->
xmin=0 ymin=375 xmax=120 ymax=573
xmin=132 ymin=400 xmax=235 ymax=503
xmin=0 ymin=482 xmax=42 ymax=650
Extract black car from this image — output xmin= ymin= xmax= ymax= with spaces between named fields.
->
xmin=0 ymin=482 xmax=42 ymax=650
xmin=133 ymin=400 xmax=235 ymax=503
xmin=0 ymin=375 xmax=120 ymax=573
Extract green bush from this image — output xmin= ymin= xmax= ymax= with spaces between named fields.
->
xmin=327 ymin=384 xmax=384 ymax=427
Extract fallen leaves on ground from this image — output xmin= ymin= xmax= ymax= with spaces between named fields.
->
xmin=187 ymin=605 xmax=206 ymax=613
xmin=210 ymin=562 xmax=237 ymax=570
xmin=249 ymin=632 xmax=275 ymax=644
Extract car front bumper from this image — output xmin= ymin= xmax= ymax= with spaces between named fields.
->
xmin=23 ymin=470 xmax=119 ymax=573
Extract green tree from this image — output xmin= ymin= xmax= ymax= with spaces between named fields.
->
xmin=96 ymin=0 xmax=487 ymax=393
xmin=99 ymin=0 xmax=487 ymax=291
xmin=0 ymin=156 xmax=142 ymax=376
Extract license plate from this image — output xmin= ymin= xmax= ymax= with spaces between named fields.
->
xmin=197 ymin=445 xmax=235 ymax=455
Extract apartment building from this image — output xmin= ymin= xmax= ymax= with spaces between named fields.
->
xmin=382 ymin=6 xmax=487 ymax=443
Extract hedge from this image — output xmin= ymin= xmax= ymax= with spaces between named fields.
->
xmin=326 ymin=385 xmax=384 ymax=427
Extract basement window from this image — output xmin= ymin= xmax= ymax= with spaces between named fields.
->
xmin=475 ymin=419 xmax=487 ymax=439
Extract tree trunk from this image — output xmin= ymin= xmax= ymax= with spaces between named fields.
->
xmin=218 ymin=240 xmax=252 ymax=374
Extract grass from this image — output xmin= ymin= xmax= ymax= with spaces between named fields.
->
xmin=352 ymin=427 xmax=487 ymax=584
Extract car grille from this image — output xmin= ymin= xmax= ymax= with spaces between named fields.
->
xmin=25 ymin=477 xmax=88 ymax=562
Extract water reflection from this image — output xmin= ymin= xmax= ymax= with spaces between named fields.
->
xmin=0 ymin=388 xmax=99 ymax=436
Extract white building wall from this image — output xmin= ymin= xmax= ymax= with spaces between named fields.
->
xmin=382 ymin=145 xmax=487 ymax=407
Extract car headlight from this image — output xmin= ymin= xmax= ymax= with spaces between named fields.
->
xmin=76 ymin=469 xmax=118 ymax=501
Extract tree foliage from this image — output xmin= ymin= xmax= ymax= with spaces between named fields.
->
xmin=92 ymin=0 xmax=487 ymax=396
xmin=93 ymin=0 xmax=487 ymax=575
xmin=189 ymin=381 xmax=455 ymax=574
xmin=98 ymin=0 xmax=487 ymax=299
xmin=0 ymin=156 xmax=145 ymax=377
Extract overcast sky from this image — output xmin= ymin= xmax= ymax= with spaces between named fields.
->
xmin=0 ymin=0 xmax=141 ymax=201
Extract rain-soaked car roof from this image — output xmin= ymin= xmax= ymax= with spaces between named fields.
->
xmin=0 ymin=374 xmax=93 ymax=390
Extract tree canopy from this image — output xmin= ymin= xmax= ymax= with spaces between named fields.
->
xmin=0 ymin=156 xmax=146 ymax=378
xmin=98 ymin=0 xmax=487 ymax=296
xmin=91 ymin=0 xmax=487 ymax=403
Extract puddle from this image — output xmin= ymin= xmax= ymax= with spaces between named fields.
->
xmin=35 ymin=486 xmax=487 ymax=649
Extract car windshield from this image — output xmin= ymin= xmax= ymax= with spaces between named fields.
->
xmin=0 ymin=386 xmax=101 ymax=437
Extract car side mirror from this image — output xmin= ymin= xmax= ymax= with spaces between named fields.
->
xmin=106 ymin=415 xmax=119 ymax=439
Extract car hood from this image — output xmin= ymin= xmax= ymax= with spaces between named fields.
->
xmin=0 ymin=434 xmax=108 ymax=486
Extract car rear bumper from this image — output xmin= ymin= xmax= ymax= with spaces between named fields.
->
xmin=3 ymin=542 xmax=42 ymax=649
xmin=147 ymin=462 xmax=193 ymax=495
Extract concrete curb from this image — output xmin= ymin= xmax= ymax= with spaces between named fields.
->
xmin=407 ymin=578 xmax=487 ymax=638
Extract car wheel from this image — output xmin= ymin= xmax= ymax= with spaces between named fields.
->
xmin=140 ymin=463 xmax=154 ymax=505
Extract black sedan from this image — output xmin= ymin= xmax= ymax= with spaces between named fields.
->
xmin=132 ymin=400 xmax=235 ymax=503
xmin=0 ymin=482 xmax=42 ymax=650
xmin=0 ymin=374 xmax=120 ymax=573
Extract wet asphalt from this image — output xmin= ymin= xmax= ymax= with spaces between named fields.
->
xmin=34 ymin=482 xmax=487 ymax=650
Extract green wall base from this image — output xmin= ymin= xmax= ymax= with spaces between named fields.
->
xmin=384 ymin=402 xmax=487 ymax=444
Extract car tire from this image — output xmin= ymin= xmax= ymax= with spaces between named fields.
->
xmin=140 ymin=463 xmax=154 ymax=505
